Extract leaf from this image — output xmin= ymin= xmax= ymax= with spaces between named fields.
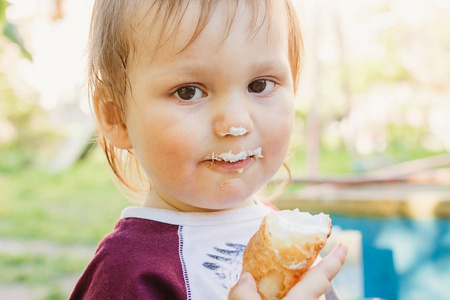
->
xmin=0 ymin=0 xmax=32 ymax=61
xmin=3 ymin=22 xmax=32 ymax=60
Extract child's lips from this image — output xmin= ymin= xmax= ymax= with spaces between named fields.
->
xmin=211 ymin=157 xmax=252 ymax=170
xmin=203 ymin=147 xmax=263 ymax=172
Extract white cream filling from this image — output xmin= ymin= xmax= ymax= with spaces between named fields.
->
xmin=220 ymin=127 xmax=248 ymax=136
xmin=268 ymin=209 xmax=330 ymax=238
xmin=209 ymin=147 xmax=263 ymax=162
xmin=267 ymin=209 xmax=331 ymax=269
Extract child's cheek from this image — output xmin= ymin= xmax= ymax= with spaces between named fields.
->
xmin=260 ymin=96 xmax=295 ymax=157
xmin=138 ymin=113 xmax=205 ymax=185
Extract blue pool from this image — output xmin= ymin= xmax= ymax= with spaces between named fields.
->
xmin=332 ymin=216 xmax=450 ymax=300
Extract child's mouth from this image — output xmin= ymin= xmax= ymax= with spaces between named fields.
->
xmin=204 ymin=147 xmax=263 ymax=171
xmin=212 ymin=157 xmax=252 ymax=170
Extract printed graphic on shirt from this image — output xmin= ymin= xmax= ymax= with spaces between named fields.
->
xmin=202 ymin=243 xmax=246 ymax=290
xmin=179 ymin=218 xmax=266 ymax=299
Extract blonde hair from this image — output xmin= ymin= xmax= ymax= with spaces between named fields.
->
xmin=88 ymin=0 xmax=303 ymax=197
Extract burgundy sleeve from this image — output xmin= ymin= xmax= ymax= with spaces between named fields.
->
xmin=70 ymin=218 xmax=187 ymax=300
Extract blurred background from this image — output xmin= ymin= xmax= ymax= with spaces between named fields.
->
xmin=0 ymin=0 xmax=449 ymax=299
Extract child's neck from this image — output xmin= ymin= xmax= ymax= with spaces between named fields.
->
xmin=142 ymin=189 xmax=256 ymax=212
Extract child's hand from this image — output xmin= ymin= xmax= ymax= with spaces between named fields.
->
xmin=228 ymin=272 xmax=262 ymax=300
xmin=228 ymin=244 xmax=347 ymax=300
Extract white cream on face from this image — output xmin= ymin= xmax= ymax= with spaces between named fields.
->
xmin=220 ymin=126 xmax=248 ymax=136
xmin=208 ymin=147 xmax=263 ymax=162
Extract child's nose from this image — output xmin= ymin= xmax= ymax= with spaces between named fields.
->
xmin=213 ymin=94 xmax=254 ymax=138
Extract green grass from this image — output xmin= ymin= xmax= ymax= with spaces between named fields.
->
xmin=0 ymin=253 xmax=89 ymax=285
xmin=0 ymin=149 xmax=130 ymax=245
xmin=0 ymin=252 xmax=89 ymax=300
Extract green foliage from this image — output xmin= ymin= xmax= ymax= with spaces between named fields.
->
xmin=0 ymin=74 xmax=62 ymax=172
xmin=0 ymin=1 xmax=42 ymax=172
xmin=347 ymin=58 xmax=411 ymax=94
xmin=384 ymin=123 xmax=446 ymax=162
xmin=289 ymin=142 xmax=353 ymax=176
xmin=0 ymin=0 xmax=7 ymax=26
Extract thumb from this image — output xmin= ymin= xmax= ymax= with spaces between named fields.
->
xmin=228 ymin=272 xmax=262 ymax=300
xmin=285 ymin=244 xmax=348 ymax=300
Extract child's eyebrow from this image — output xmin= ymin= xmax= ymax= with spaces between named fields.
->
xmin=246 ymin=58 xmax=292 ymax=77
xmin=255 ymin=59 xmax=290 ymax=72
xmin=155 ymin=63 xmax=214 ymax=78
xmin=152 ymin=58 xmax=289 ymax=79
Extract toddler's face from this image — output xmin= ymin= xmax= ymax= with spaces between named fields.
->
xmin=123 ymin=2 xmax=295 ymax=211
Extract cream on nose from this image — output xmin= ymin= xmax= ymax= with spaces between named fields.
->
xmin=219 ymin=126 xmax=248 ymax=137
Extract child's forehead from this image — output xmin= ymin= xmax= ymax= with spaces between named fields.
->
xmin=127 ymin=0 xmax=287 ymax=64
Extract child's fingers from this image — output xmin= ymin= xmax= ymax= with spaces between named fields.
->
xmin=228 ymin=272 xmax=262 ymax=300
xmin=230 ymin=245 xmax=347 ymax=300
xmin=284 ymin=244 xmax=348 ymax=300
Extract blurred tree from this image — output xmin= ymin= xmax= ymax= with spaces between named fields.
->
xmin=52 ymin=0 xmax=66 ymax=20
xmin=0 ymin=0 xmax=62 ymax=172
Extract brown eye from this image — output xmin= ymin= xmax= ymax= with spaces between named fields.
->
xmin=174 ymin=86 xmax=205 ymax=101
xmin=248 ymin=79 xmax=275 ymax=94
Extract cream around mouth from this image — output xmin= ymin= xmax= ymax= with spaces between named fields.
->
xmin=207 ymin=147 xmax=263 ymax=163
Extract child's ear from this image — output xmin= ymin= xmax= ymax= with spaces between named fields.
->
xmin=93 ymin=90 xmax=132 ymax=150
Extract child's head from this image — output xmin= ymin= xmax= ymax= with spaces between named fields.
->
xmin=89 ymin=0 xmax=303 ymax=211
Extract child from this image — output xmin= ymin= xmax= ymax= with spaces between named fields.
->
xmin=70 ymin=0 xmax=347 ymax=299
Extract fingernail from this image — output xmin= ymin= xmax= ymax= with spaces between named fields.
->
xmin=239 ymin=272 xmax=251 ymax=285
xmin=337 ymin=243 xmax=348 ymax=255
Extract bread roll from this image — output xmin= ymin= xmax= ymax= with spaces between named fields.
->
xmin=242 ymin=209 xmax=331 ymax=300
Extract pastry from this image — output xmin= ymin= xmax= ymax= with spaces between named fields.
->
xmin=242 ymin=209 xmax=331 ymax=300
